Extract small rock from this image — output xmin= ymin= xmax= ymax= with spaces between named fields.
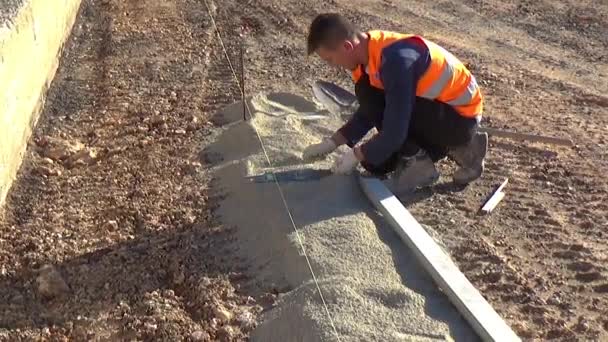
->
xmin=41 ymin=158 xmax=55 ymax=165
xmin=200 ymin=277 xmax=212 ymax=287
xmin=37 ymin=136 xmax=85 ymax=161
xmin=574 ymin=318 xmax=590 ymax=332
xmin=175 ymin=129 xmax=187 ymax=135
xmin=105 ymin=220 xmax=119 ymax=231
xmin=511 ymin=322 xmax=534 ymax=338
xmin=236 ymin=310 xmax=256 ymax=331
xmin=185 ymin=214 xmax=197 ymax=224
xmin=144 ymin=322 xmax=157 ymax=331
xmin=35 ymin=165 xmax=61 ymax=177
xmin=217 ymin=326 xmax=235 ymax=342
xmin=547 ymin=295 xmax=562 ymax=306
xmin=190 ymin=330 xmax=210 ymax=341
xmin=171 ymin=268 xmax=184 ymax=284
xmin=64 ymin=148 xmax=98 ymax=168
xmin=36 ymin=265 xmax=69 ymax=299
xmin=213 ymin=305 xmax=233 ymax=322
xmin=209 ymin=318 xmax=219 ymax=330
xmin=149 ymin=115 xmax=166 ymax=127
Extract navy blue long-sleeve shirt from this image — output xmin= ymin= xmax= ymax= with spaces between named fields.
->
xmin=337 ymin=38 xmax=431 ymax=166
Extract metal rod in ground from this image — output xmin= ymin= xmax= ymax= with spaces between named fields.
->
xmin=240 ymin=42 xmax=246 ymax=121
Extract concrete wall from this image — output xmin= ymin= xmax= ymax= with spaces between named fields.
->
xmin=0 ymin=0 xmax=82 ymax=206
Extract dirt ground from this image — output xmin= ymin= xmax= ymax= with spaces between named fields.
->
xmin=0 ymin=0 xmax=261 ymax=340
xmin=0 ymin=0 xmax=607 ymax=340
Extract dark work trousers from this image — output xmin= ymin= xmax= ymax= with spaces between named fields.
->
xmin=355 ymin=74 xmax=480 ymax=176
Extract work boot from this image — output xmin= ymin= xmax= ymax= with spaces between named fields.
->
xmin=449 ymin=132 xmax=488 ymax=185
xmin=385 ymin=149 xmax=439 ymax=195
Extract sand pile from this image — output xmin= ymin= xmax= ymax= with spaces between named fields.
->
xmin=204 ymin=92 xmax=476 ymax=341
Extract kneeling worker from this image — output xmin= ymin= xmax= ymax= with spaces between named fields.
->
xmin=303 ymin=13 xmax=488 ymax=193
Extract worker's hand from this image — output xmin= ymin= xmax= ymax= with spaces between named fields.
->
xmin=302 ymin=138 xmax=337 ymax=160
xmin=332 ymin=149 xmax=359 ymax=175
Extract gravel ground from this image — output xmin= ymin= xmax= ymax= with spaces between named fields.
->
xmin=0 ymin=0 xmax=24 ymax=27
xmin=0 ymin=0 xmax=607 ymax=340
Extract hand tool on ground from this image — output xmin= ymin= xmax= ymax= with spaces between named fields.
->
xmin=312 ymin=80 xmax=358 ymax=118
xmin=246 ymin=168 xmax=332 ymax=183
xmin=312 ymin=81 xmax=574 ymax=146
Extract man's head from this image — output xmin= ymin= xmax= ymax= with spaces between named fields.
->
xmin=307 ymin=13 xmax=362 ymax=70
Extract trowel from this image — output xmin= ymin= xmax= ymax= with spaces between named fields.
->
xmin=312 ymin=80 xmax=573 ymax=146
xmin=312 ymin=80 xmax=358 ymax=118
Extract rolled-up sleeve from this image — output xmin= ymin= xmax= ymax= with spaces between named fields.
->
xmin=360 ymin=48 xmax=418 ymax=165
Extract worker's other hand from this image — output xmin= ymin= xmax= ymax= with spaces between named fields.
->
xmin=302 ymin=138 xmax=337 ymax=160
xmin=332 ymin=149 xmax=359 ymax=175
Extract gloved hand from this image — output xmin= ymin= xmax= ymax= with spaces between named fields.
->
xmin=332 ymin=149 xmax=359 ymax=175
xmin=302 ymin=138 xmax=337 ymax=160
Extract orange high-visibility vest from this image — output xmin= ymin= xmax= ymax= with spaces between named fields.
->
xmin=352 ymin=30 xmax=483 ymax=117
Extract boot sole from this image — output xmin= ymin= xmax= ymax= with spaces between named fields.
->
xmin=452 ymin=132 xmax=488 ymax=185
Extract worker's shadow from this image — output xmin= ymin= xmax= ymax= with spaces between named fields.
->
xmin=276 ymin=175 xmax=477 ymax=340
xmin=393 ymin=181 xmax=466 ymax=206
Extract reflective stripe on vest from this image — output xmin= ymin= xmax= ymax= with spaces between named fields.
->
xmin=447 ymin=76 xmax=478 ymax=106
xmin=419 ymin=44 xmax=459 ymax=99
xmin=351 ymin=31 xmax=483 ymax=117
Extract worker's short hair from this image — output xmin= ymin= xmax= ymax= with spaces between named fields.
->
xmin=307 ymin=13 xmax=357 ymax=55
